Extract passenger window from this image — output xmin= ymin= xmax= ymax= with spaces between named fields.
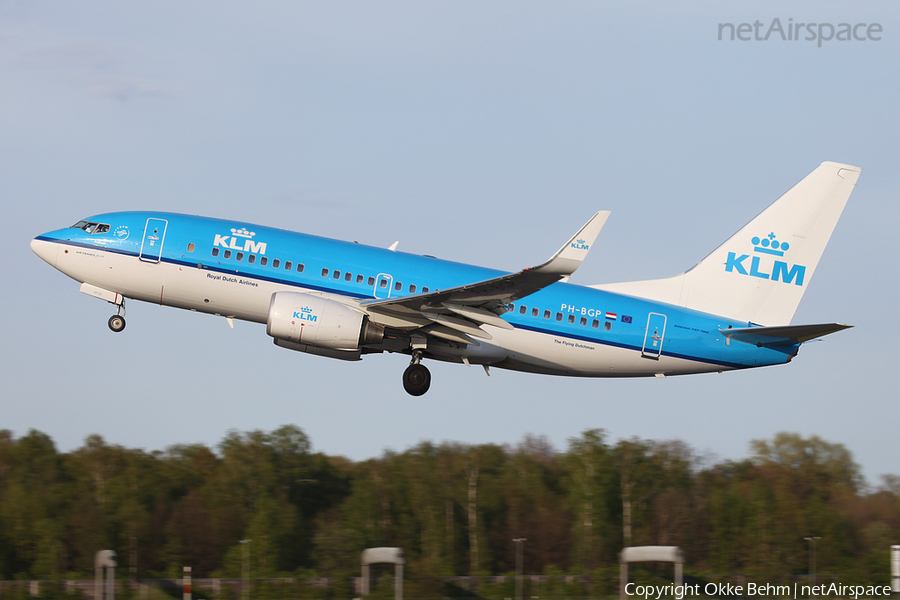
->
xmin=248 ymin=254 xmax=256 ymax=264
xmin=422 ymin=287 xmax=429 ymax=293
xmin=380 ymin=278 xmax=388 ymax=289
xmin=187 ymin=243 xmax=195 ymax=252
xmin=236 ymin=252 xmax=244 ymax=261
xmin=532 ymin=307 xmax=539 ymax=317
xmin=556 ymin=312 xmax=563 ymax=321
xmin=409 ymin=284 xmax=416 ymax=293
xmin=285 ymin=261 xmax=292 ymax=270
xmin=508 ymin=304 xmax=515 ymax=312
xmin=395 ymin=281 xmax=402 ymax=291
xmin=605 ymin=321 xmax=612 ymax=331
xmin=580 ymin=316 xmax=587 ymax=326
xmin=544 ymin=310 xmax=551 ymax=319
xmin=273 ymin=258 xmax=280 ymax=268
xmin=224 ymin=250 xmax=232 ymax=259
xmin=345 ymin=272 xmax=352 ymax=281
xmin=212 ymin=248 xmax=219 ymax=257
xmin=260 ymin=257 xmax=267 ymax=266
xmin=357 ymin=274 xmax=364 ymax=284
xmin=592 ymin=319 xmax=599 ymax=328
xmin=520 ymin=305 xmax=527 ymax=314
xmin=297 ymin=263 xmax=304 ymax=272
xmin=333 ymin=270 xmax=341 ymax=279
xmin=568 ymin=314 xmax=575 ymax=324
xmin=322 ymin=268 xmax=329 ymax=277
xmin=368 ymin=276 xmax=375 ymax=286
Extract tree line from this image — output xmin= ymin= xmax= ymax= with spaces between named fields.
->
xmin=0 ymin=427 xmax=896 ymax=587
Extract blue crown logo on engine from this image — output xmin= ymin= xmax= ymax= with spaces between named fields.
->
xmin=752 ymin=233 xmax=789 ymax=257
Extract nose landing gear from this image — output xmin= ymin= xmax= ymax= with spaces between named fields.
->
xmin=402 ymin=350 xmax=431 ymax=396
xmin=107 ymin=299 xmax=126 ymax=333
xmin=108 ymin=315 xmax=126 ymax=332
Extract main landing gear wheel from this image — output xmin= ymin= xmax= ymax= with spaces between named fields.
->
xmin=108 ymin=315 xmax=126 ymax=333
xmin=403 ymin=363 xmax=431 ymax=396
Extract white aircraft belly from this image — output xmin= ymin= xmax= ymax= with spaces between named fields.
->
xmin=483 ymin=326 xmax=723 ymax=377
xmin=56 ymin=247 xmax=275 ymax=323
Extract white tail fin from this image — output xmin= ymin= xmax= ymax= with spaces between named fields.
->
xmin=593 ymin=162 xmax=860 ymax=325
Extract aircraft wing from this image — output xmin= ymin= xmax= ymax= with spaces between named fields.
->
xmin=361 ymin=211 xmax=610 ymax=343
xmin=720 ymin=322 xmax=852 ymax=347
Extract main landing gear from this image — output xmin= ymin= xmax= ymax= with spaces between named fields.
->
xmin=107 ymin=300 xmax=126 ymax=333
xmin=402 ymin=350 xmax=431 ymax=396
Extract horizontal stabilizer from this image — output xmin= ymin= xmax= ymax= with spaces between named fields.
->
xmin=720 ymin=323 xmax=852 ymax=347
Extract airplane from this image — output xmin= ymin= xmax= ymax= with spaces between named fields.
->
xmin=31 ymin=161 xmax=859 ymax=396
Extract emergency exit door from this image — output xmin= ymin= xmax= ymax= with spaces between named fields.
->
xmin=641 ymin=313 xmax=667 ymax=359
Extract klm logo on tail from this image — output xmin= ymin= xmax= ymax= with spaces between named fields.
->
xmin=725 ymin=233 xmax=806 ymax=286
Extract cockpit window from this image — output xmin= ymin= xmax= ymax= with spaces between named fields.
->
xmin=71 ymin=221 xmax=110 ymax=234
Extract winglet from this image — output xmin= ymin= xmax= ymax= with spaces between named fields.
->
xmin=533 ymin=211 xmax=610 ymax=277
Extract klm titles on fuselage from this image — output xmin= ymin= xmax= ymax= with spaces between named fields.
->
xmin=725 ymin=233 xmax=806 ymax=286
xmin=213 ymin=228 xmax=267 ymax=255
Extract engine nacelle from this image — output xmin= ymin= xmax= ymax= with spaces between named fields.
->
xmin=266 ymin=292 xmax=384 ymax=351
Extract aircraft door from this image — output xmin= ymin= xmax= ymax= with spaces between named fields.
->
xmin=139 ymin=218 xmax=168 ymax=263
xmin=374 ymin=273 xmax=393 ymax=299
xmin=641 ymin=312 xmax=667 ymax=359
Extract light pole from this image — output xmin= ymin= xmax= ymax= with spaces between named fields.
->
xmin=804 ymin=537 xmax=820 ymax=586
xmin=240 ymin=539 xmax=251 ymax=600
xmin=513 ymin=538 xmax=526 ymax=600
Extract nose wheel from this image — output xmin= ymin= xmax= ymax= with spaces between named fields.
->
xmin=108 ymin=315 xmax=126 ymax=332
xmin=402 ymin=350 xmax=431 ymax=396
xmin=108 ymin=300 xmax=126 ymax=333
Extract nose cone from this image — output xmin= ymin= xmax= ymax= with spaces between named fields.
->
xmin=31 ymin=237 xmax=59 ymax=268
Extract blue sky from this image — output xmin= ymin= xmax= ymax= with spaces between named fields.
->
xmin=2 ymin=1 xmax=898 ymax=482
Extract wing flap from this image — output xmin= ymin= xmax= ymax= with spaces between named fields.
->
xmin=421 ymin=323 xmax=481 ymax=346
xmin=444 ymin=303 xmax=515 ymax=330
xmin=422 ymin=310 xmax=493 ymax=340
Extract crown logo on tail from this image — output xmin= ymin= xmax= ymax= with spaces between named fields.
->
xmin=752 ymin=233 xmax=789 ymax=257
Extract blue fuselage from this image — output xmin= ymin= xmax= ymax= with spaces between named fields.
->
xmin=33 ymin=211 xmax=799 ymax=377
